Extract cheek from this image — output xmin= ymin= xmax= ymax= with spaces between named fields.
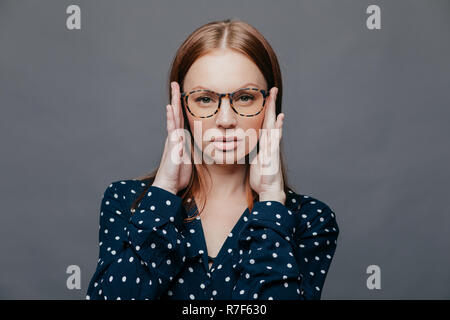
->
xmin=186 ymin=116 xmax=214 ymax=147
xmin=238 ymin=116 xmax=264 ymax=153
xmin=239 ymin=116 xmax=264 ymax=136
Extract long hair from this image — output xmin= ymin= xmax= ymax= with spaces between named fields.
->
xmin=130 ymin=18 xmax=293 ymax=222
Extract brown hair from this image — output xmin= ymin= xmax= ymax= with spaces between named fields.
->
xmin=130 ymin=18 xmax=292 ymax=222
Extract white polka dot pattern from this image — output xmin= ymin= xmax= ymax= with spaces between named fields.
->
xmin=86 ymin=180 xmax=339 ymax=301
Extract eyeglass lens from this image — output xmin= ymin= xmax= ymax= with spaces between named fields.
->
xmin=187 ymin=88 xmax=265 ymax=117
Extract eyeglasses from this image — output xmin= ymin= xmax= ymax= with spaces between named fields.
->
xmin=180 ymin=87 xmax=269 ymax=118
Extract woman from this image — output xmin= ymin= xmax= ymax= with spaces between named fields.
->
xmin=86 ymin=19 xmax=339 ymax=300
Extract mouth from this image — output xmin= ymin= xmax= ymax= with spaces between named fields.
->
xmin=213 ymin=136 xmax=240 ymax=142
xmin=211 ymin=136 xmax=242 ymax=151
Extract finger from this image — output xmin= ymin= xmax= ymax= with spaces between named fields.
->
xmin=166 ymin=104 xmax=175 ymax=136
xmin=269 ymin=87 xmax=278 ymax=129
xmin=269 ymin=113 xmax=282 ymax=151
xmin=266 ymin=112 xmax=282 ymax=157
xmin=276 ymin=113 xmax=284 ymax=129
xmin=177 ymin=83 xmax=185 ymax=129
xmin=179 ymin=139 xmax=183 ymax=157
xmin=168 ymin=104 xmax=181 ymax=145
xmin=267 ymin=93 xmax=279 ymax=156
xmin=278 ymin=113 xmax=284 ymax=140
xmin=275 ymin=113 xmax=284 ymax=139
xmin=262 ymin=87 xmax=278 ymax=130
xmin=181 ymin=139 xmax=191 ymax=163
xmin=175 ymin=81 xmax=184 ymax=130
xmin=175 ymin=81 xmax=186 ymax=130
xmin=171 ymin=81 xmax=181 ymax=129
xmin=259 ymin=128 xmax=270 ymax=167
xmin=270 ymin=88 xmax=278 ymax=129
xmin=261 ymin=89 xmax=271 ymax=130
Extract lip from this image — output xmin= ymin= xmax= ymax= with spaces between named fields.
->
xmin=210 ymin=135 xmax=243 ymax=152
xmin=212 ymin=140 xmax=239 ymax=151
xmin=213 ymin=136 xmax=242 ymax=142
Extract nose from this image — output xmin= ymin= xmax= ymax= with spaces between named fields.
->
xmin=215 ymin=94 xmax=237 ymax=128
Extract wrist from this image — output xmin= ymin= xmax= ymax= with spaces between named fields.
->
xmin=151 ymin=180 xmax=177 ymax=195
xmin=259 ymin=190 xmax=286 ymax=205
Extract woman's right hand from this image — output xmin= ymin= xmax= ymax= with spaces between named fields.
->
xmin=152 ymin=81 xmax=192 ymax=195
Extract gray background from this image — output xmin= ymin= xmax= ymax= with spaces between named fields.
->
xmin=0 ymin=0 xmax=449 ymax=299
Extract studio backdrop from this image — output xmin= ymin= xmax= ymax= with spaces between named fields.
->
xmin=0 ymin=0 xmax=449 ymax=299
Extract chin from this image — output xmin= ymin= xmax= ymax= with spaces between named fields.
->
xmin=217 ymin=152 xmax=247 ymax=165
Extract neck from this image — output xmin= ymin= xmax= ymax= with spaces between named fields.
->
xmin=202 ymin=163 xmax=247 ymax=199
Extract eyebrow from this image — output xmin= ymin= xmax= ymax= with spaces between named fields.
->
xmin=190 ymin=83 xmax=262 ymax=92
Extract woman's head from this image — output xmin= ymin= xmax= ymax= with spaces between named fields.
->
xmin=132 ymin=18 xmax=290 ymax=219
xmin=170 ymin=18 xmax=283 ymax=135
xmin=182 ymin=48 xmax=269 ymax=164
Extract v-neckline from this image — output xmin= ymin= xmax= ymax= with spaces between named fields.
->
xmin=193 ymin=201 xmax=251 ymax=274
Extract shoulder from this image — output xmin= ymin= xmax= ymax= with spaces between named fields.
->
xmin=285 ymin=187 xmax=339 ymax=236
xmin=285 ymin=187 xmax=335 ymax=215
xmin=101 ymin=178 xmax=151 ymax=213
xmin=105 ymin=178 xmax=150 ymax=195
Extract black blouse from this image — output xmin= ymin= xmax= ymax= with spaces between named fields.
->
xmin=86 ymin=179 xmax=339 ymax=300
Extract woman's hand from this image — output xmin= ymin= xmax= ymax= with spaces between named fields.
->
xmin=249 ymin=87 xmax=286 ymax=204
xmin=152 ymin=81 xmax=192 ymax=195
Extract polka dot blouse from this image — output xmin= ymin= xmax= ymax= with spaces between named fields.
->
xmin=86 ymin=179 xmax=339 ymax=300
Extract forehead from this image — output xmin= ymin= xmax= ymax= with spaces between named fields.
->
xmin=182 ymin=49 xmax=267 ymax=92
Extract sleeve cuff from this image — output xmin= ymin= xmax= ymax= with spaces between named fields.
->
xmin=130 ymin=185 xmax=185 ymax=232
xmin=248 ymin=200 xmax=297 ymax=239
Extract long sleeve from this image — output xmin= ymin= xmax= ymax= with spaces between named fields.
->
xmin=231 ymin=199 xmax=339 ymax=300
xmin=294 ymin=202 xmax=339 ymax=299
xmin=86 ymin=182 xmax=188 ymax=300
xmin=231 ymin=200 xmax=302 ymax=300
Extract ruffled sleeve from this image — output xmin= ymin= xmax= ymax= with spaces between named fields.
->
xmin=294 ymin=202 xmax=339 ymax=299
xmin=231 ymin=198 xmax=339 ymax=300
xmin=86 ymin=182 xmax=188 ymax=300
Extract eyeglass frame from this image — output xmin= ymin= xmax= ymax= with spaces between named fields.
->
xmin=180 ymin=87 xmax=270 ymax=118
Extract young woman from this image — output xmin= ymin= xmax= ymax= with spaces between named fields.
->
xmin=86 ymin=19 xmax=339 ymax=300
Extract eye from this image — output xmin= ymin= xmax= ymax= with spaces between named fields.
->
xmin=195 ymin=97 xmax=211 ymax=103
xmin=237 ymin=95 xmax=254 ymax=102
xmin=234 ymin=93 xmax=256 ymax=104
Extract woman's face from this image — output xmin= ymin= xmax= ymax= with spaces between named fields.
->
xmin=182 ymin=48 xmax=268 ymax=165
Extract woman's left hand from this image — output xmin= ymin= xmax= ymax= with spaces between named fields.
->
xmin=249 ymin=87 xmax=286 ymax=204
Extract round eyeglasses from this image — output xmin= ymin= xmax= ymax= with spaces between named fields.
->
xmin=180 ymin=87 xmax=269 ymax=118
